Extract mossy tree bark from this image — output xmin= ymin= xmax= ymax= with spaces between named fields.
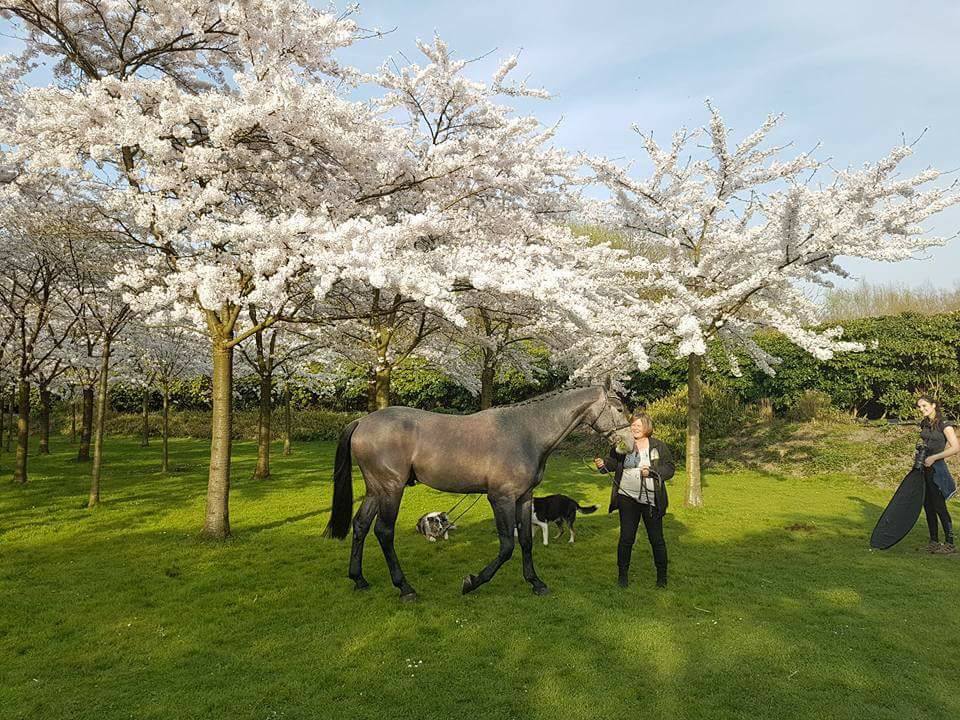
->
xmin=6 ymin=388 xmax=15 ymax=452
xmin=254 ymin=369 xmax=273 ymax=479
xmin=140 ymin=388 xmax=150 ymax=447
xmin=12 ymin=379 xmax=30 ymax=484
xmin=0 ymin=387 xmax=7 ymax=456
xmin=685 ymin=353 xmax=704 ymax=508
xmin=203 ymin=329 xmax=235 ymax=538
xmin=282 ymin=385 xmax=292 ymax=457
xmin=78 ymin=385 xmax=94 ymax=462
xmin=88 ymin=342 xmax=112 ymax=507
xmin=479 ymin=355 xmax=496 ymax=411
xmin=161 ymin=386 xmax=170 ymax=473
xmin=70 ymin=393 xmax=77 ymax=444
xmin=38 ymin=386 xmax=51 ymax=455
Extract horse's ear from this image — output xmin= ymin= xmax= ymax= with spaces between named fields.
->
xmin=603 ymin=375 xmax=611 ymax=392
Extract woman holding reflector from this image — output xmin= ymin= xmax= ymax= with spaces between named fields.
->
xmin=916 ymin=396 xmax=958 ymax=553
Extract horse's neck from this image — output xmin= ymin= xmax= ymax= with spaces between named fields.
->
xmin=519 ymin=389 xmax=597 ymax=455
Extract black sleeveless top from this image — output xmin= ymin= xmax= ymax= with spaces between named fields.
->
xmin=920 ymin=419 xmax=955 ymax=455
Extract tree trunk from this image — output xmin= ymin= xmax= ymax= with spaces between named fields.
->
xmin=685 ymin=353 xmax=704 ymax=508
xmin=140 ymin=388 xmax=150 ymax=447
xmin=479 ymin=359 xmax=496 ymax=411
xmin=254 ymin=371 xmax=272 ymax=480
xmin=202 ymin=335 xmax=233 ymax=539
xmin=161 ymin=387 xmax=170 ymax=473
xmin=0 ymin=388 xmax=6 ymax=456
xmin=71 ymin=395 xmax=77 ymax=444
xmin=88 ymin=344 xmax=112 ymax=508
xmin=78 ymin=386 xmax=94 ymax=462
xmin=6 ymin=388 xmax=15 ymax=452
xmin=374 ymin=365 xmax=391 ymax=410
xmin=283 ymin=386 xmax=292 ymax=457
xmin=12 ymin=379 xmax=30 ymax=484
xmin=366 ymin=369 xmax=377 ymax=413
xmin=38 ymin=386 xmax=51 ymax=455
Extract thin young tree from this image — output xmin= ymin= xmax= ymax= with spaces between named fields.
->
xmin=238 ymin=319 xmax=319 ymax=478
xmin=65 ymin=239 xmax=134 ymax=507
xmin=129 ymin=326 xmax=206 ymax=473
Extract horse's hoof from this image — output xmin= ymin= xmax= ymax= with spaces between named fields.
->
xmin=462 ymin=574 xmax=478 ymax=595
xmin=399 ymin=590 xmax=418 ymax=603
xmin=352 ymin=578 xmax=370 ymax=591
xmin=532 ymin=583 xmax=550 ymax=596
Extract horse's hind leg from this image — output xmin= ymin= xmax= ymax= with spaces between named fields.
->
xmin=349 ymin=496 xmax=379 ymax=591
xmin=462 ymin=495 xmax=517 ymax=595
xmin=374 ymin=492 xmax=418 ymax=601
xmin=516 ymin=494 xmax=549 ymax=596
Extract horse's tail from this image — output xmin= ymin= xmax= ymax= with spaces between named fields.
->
xmin=576 ymin=503 xmax=598 ymax=515
xmin=324 ymin=419 xmax=361 ymax=540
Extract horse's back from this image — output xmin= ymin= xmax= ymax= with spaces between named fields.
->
xmin=351 ymin=406 xmax=534 ymax=494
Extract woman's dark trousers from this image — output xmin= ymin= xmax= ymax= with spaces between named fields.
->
xmin=923 ymin=469 xmax=954 ymax=543
xmin=617 ymin=494 xmax=667 ymax=583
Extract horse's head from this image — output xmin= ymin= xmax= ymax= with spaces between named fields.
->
xmin=586 ymin=386 xmax=632 ymax=448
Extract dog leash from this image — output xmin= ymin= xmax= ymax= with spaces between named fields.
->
xmin=444 ymin=493 xmax=484 ymax=524
xmin=447 ymin=494 xmax=484 ymax=524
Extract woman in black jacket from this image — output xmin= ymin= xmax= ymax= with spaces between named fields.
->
xmin=594 ymin=412 xmax=675 ymax=588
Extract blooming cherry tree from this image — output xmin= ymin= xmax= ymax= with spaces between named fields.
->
xmin=315 ymin=36 xmax=619 ymax=409
xmin=587 ymin=104 xmax=960 ymax=506
xmin=1 ymin=0 xmax=390 ymax=536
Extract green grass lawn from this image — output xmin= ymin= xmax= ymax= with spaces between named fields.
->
xmin=1 ymin=436 xmax=957 ymax=720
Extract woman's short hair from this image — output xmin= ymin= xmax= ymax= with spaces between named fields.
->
xmin=629 ymin=412 xmax=653 ymax=436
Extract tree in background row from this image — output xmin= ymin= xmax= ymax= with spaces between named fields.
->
xmin=127 ymin=326 xmax=208 ymax=473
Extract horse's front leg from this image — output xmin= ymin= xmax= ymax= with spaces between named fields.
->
xmin=462 ymin=495 xmax=517 ymax=595
xmin=373 ymin=491 xmax=418 ymax=601
xmin=516 ymin=493 xmax=549 ymax=595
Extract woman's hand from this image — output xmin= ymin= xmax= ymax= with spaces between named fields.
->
xmin=594 ymin=457 xmax=605 ymax=470
xmin=641 ymin=466 xmax=650 ymax=477
xmin=924 ymin=455 xmax=937 ymax=468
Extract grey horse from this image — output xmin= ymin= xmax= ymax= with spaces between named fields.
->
xmin=324 ymin=385 xmax=631 ymax=600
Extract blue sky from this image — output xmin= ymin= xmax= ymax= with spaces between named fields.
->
xmin=3 ymin=1 xmax=958 ymax=289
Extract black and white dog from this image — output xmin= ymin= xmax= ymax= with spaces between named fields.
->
xmin=517 ymin=494 xmax=598 ymax=545
xmin=415 ymin=511 xmax=457 ymax=542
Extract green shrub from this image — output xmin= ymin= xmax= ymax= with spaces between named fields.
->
xmin=645 ymin=383 xmax=756 ymax=458
xmin=626 ymin=312 xmax=960 ymax=420
xmin=785 ymin=389 xmax=841 ymax=422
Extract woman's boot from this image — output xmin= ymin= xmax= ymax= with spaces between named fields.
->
xmin=656 ymin=566 xmax=667 ymax=588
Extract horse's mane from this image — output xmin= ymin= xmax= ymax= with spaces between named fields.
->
xmin=497 ymin=384 xmax=594 ymax=409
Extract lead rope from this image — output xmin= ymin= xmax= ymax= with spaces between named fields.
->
xmin=445 ymin=493 xmax=471 ymax=516
xmin=448 ymin=494 xmax=484 ymax=524
xmin=444 ymin=492 xmax=484 ymax=524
